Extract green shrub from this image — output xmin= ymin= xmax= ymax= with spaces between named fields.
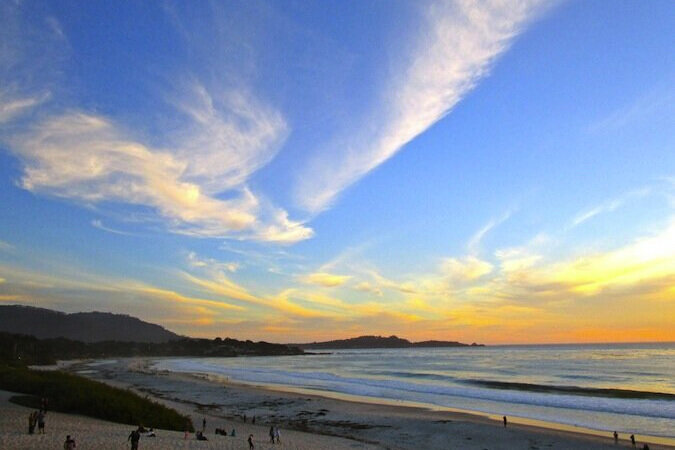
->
xmin=0 ymin=365 xmax=193 ymax=432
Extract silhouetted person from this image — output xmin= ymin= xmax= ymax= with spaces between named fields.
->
xmin=202 ymin=417 xmax=206 ymax=431
xmin=631 ymin=434 xmax=636 ymax=447
xmin=274 ymin=426 xmax=281 ymax=444
xmin=63 ymin=435 xmax=76 ymax=450
xmin=243 ymin=414 xmax=247 ymax=423
xmin=503 ymin=416 xmax=507 ymax=427
xmin=196 ymin=430 xmax=208 ymax=441
xmin=248 ymin=433 xmax=255 ymax=449
xmin=231 ymin=428 xmax=236 ymax=437
xmin=37 ymin=410 xmax=45 ymax=434
xmin=128 ymin=428 xmax=140 ymax=450
xmin=269 ymin=426 xmax=275 ymax=443
xmin=614 ymin=431 xmax=618 ymax=443
xmin=28 ymin=411 xmax=37 ymax=434
xmin=252 ymin=415 xmax=256 ymax=424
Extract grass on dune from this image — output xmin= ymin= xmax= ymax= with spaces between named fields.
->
xmin=0 ymin=365 xmax=193 ymax=432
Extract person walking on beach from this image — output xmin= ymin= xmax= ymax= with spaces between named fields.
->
xmin=248 ymin=433 xmax=255 ymax=449
xmin=202 ymin=417 xmax=206 ymax=432
xmin=128 ymin=428 xmax=141 ymax=450
xmin=631 ymin=434 xmax=636 ymax=447
xmin=63 ymin=435 xmax=76 ymax=450
xmin=274 ymin=426 xmax=281 ymax=444
xmin=28 ymin=411 xmax=37 ymax=434
xmin=269 ymin=426 xmax=275 ymax=444
xmin=503 ymin=416 xmax=507 ymax=427
xmin=614 ymin=431 xmax=618 ymax=443
xmin=37 ymin=409 xmax=45 ymax=434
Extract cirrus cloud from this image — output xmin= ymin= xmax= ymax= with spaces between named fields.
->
xmin=9 ymin=110 xmax=312 ymax=243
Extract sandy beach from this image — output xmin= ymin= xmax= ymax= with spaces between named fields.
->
xmin=0 ymin=387 xmax=378 ymax=450
xmin=2 ymin=358 xmax=665 ymax=450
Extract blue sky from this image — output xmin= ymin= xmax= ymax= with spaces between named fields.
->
xmin=1 ymin=0 xmax=673 ymax=343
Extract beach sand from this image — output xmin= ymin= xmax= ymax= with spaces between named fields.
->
xmin=0 ymin=389 xmax=377 ymax=449
xmin=2 ymin=358 xmax=672 ymax=450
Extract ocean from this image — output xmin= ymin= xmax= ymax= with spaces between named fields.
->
xmin=153 ymin=342 xmax=675 ymax=438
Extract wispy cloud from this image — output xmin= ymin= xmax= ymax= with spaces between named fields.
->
xmin=590 ymin=85 xmax=675 ymax=132
xmin=300 ymin=272 xmax=352 ymax=288
xmin=187 ymin=251 xmax=239 ymax=273
xmin=295 ymin=0 xmax=549 ymax=212
xmin=91 ymin=219 xmax=134 ymax=236
xmin=171 ymin=80 xmax=289 ymax=195
xmin=8 ymin=111 xmax=311 ymax=243
xmin=467 ymin=210 xmax=513 ymax=254
xmin=441 ymin=255 xmax=493 ymax=282
xmin=570 ymin=187 xmax=652 ymax=227
xmin=0 ymin=91 xmax=50 ymax=124
xmin=0 ymin=2 xmax=312 ymax=245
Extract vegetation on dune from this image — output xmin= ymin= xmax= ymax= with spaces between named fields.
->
xmin=0 ymin=365 xmax=193 ymax=431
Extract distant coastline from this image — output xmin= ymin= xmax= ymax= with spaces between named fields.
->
xmin=292 ymin=335 xmax=484 ymax=350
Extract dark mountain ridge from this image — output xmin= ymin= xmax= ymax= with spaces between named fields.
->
xmin=294 ymin=335 xmax=483 ymax=349
xmin=0 ymin=305 xmax=179 ymax=343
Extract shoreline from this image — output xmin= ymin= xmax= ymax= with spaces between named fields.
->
xmin=66 ymin=358 xmax=675 ymax=449
xmin=205 ymin=377 xmax=675 ymax=447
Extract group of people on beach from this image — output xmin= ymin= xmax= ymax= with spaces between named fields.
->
xmin=195 ymin=415 xmax=282 ymax=449
xmin=613 ymin=431 xmax=650 ymax=449
xmin=127 ymin=425 xmax=155 ymax=449
xmin=268 ymin=425 xmax=281 ymax=444
xmin=27 ymin=409 xmax=45 ymax=434
xmin=27 ymin=398 xmax=48 ymax=435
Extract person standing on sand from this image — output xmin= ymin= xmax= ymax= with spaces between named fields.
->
xmin=274 ymin=426 xmax=281 ymax=444
xmin=631 ymin=434 xmax=636 ymax=447
xmin=503 ymin=416 xmax=507 ymax=427
xmin=269 ymin=426 xmax=275 ymax=443
xmin=28 ymin=411 xmax=36 ymax=434
xmin=37 ymin=410 xmax=45 ymax=434
xmin=202 ymin=417 xmax=206 ymax=432
xmin=248 ymin=433 xmax=255 ymax=449
xmin=128 ymin=428 xmax=141 ymax=450
xmin=63 ymin=435 xmax=76 ymax=450
xmin=613 ymin=431 xmax=618 ymax=443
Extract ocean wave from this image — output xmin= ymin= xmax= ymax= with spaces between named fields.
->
xmin=154 ymin=359 xmax=675 ymax=420
xmin=462 ymin=379 xmax=675 ymax=400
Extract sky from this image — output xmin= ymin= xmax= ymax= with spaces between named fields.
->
xmin=0 ymin=0 xmax=673 ymax=344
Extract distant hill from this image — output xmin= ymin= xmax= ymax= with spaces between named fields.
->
xmin=294 ymin=335 xmax=483 ymax=349
xmin=0 ymin=305 xmax=180 ymax=343
xmin=0 ymin=332 xmax=304 ymax=366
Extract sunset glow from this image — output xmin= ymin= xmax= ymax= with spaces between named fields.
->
xmin=1 ymin=0 xmax=673 ymax=344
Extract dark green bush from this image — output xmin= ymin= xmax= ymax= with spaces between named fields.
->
xmin=0 ymin=365 xmax=193 ymax=431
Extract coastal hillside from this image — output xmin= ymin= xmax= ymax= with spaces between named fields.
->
xmin=294 ymin=335 xmax=483 ymax=349
xmin=0 ymin=332 xmax=304 ymax=365
xmin=0 ymin=305 xmax=179 ymax=343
